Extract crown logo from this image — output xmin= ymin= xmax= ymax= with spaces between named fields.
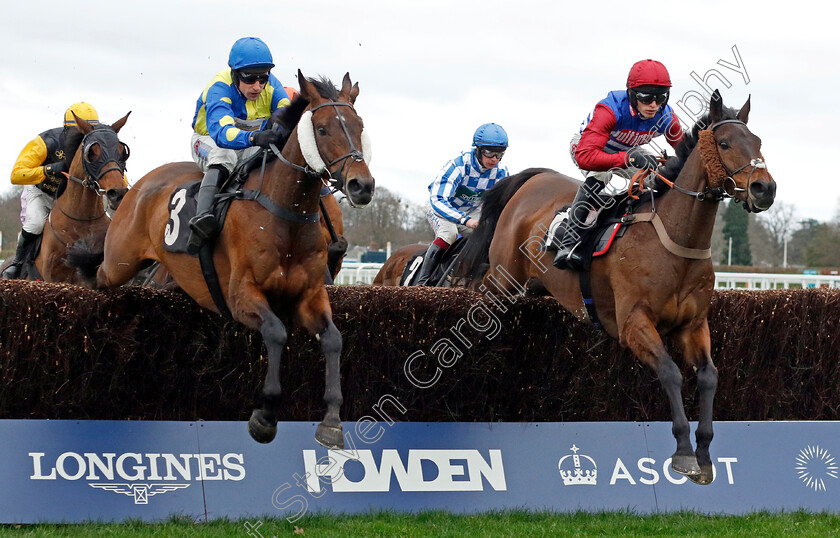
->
xmin=558 ymin=445 xmax=597 ymax=486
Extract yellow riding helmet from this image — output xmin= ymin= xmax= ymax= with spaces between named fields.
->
xmin=64 ymin=102 xmax=99 ymax=127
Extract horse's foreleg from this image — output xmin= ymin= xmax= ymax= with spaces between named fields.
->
xmin=247 ymin=311 xmax=287 ymax=444
xmin=297 ymin=288 xmax=344 ymax=449
xmin=314 ymin=320 xmax=344 ymax=449
xmin=679 ymin=321 xmax=718 ymax=485
xmin=621 ymin=308 xmax=700 ymax=477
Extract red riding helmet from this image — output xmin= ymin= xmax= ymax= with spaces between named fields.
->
xmin=626 ymin=59 xmax=671 ymax=89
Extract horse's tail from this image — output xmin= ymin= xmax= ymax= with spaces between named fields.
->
xmin=456 ymin=167 xmax=556 ymax=282
xmin=66 ymin=238 xmax=104 ymax=285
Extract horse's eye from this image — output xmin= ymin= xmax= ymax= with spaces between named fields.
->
xmin=317 ymin=127 xmax=327 ymax=136
xmin=85 ymin=143 xmax=100 ymax=162
xmin=121 ymin=143 xmax=130 ymax=161
xmin=719 ymin=141 xmax=730 ymax=150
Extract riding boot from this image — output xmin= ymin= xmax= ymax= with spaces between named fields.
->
xmin=413 ymin=243 xmax=446 ymax=286
xmin=1 ymin=230 xmax=40 ymax=279
xmin=553 ymin=178 xmax=606 ymax=271
xmin=187 ymin=166 xmax=227 ymax=255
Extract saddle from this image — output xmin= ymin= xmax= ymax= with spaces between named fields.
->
xmin=162 ymin=150 xmax=312 ymax=255
xmin=400 ymin=237 xmax=467 ymax=287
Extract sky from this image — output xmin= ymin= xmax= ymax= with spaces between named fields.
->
xmin=1 ymin=0 xmax=836 ymax=224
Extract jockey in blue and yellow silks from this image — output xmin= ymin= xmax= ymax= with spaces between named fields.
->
xmin=187 ymin=36 xmax=291 ymax=254
xmin=414 ymin=123 xmax=510 ymax=286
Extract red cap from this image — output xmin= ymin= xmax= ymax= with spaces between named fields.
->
xmin=626 ymin=59 xmax=672 ymax=89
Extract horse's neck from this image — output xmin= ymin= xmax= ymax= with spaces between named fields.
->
xmin=261 ymin=138 xmax=323 ymax=213
xmin=55 ymin=159 xmax=104 ymax=219
xmin=655 ymin=150 xmax=720 ymax=249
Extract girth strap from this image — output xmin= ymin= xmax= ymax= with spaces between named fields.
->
xmin=237 ymin=189 xmax=320 ymax=224
xmin=624 ymin=212 xmax=712 ymax=260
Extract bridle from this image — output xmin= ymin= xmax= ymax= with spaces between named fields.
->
xmin=634 ymin=118 xmax=766 ymax=205
xmin=269 ymin=101 xmax=366 ymax=201
xmin=64 ymin=126 xmax=129 ymax=196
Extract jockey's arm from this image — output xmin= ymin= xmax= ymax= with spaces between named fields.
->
xmin=429 ymin=164 xmax=468 ymax=224
xmin=10 ymin=136 xmax=49 ymax=185
xmin=574 ymin=104 xmax=627 ymax=172
xmin=205 ymin=84 xmax=256 ymax=150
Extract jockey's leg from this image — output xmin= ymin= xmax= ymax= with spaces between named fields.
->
xmin=187 ymin=165 xmax=228 ymax=255
xmin=1 ymin=230 xmax=39 ymax=279
xmin=414 ymin=238 xmax=448 ymax=286
xmin=553 ymin=175 xmax=607 ymax=271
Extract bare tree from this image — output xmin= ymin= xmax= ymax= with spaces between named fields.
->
xmin=756 ymin=201 xmax=798 ymax=267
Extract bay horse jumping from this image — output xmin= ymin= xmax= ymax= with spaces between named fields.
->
xmin=71 ymin=72 xmax=374 ymax=448
xmin=1 ymin=114 xmax=130 ymax=283
xmin=457 ymin=91 xmax=775 ymax=484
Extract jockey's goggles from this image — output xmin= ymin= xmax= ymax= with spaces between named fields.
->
xmin=479 ymin=147 xmax=506 ymax=159
xmin=634 ymin=90 xmax=669 ymax=105
xmin=239 ymin=72 xmax=270 ymax=85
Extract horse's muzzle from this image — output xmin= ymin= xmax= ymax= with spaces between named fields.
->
xmin=748 ymin=179 xmax=776 ymax=212
xmin=345 ymin=177 xmax=374 ymax=207
xmin=106 ymin=187 xmax=129 ymax=212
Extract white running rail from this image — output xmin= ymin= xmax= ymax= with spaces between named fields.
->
xmin=331 ymin=264 xmax=840 ymax=290
xmin=714 ymin=272 xmax=840 ymax=290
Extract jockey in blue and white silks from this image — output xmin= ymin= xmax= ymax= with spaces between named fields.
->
xmin=413 ymin=123 xmax=509 ymax=286
xmin=428 ymin=148 xmax=509 ymax=227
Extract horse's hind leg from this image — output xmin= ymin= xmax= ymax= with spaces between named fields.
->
xmin=248 ymin=310 xmax=288 ymax=444
xmin=678 ymin=320 xmax=718 ymax=485
xmin=621 ymin=308 xmax=700 ymax=477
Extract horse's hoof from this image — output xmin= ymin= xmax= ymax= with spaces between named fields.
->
xmin=315 ymin=422 xmax=344 ymax=449
xmin=248 ymin=409 xmax=277 ymax=444
xmin=687 ymin=463 xmax=715 ymax=485
xmin=670 ymin=454 xmax=701 ymax=477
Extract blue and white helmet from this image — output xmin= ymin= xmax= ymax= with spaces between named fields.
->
xmin=473 ymin=123 xmax=509 ymax=148
xmin=228 ymin=37 xmax=275 ymax=71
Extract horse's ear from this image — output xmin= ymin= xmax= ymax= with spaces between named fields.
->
xmin=111 ymin=111 xmax=132 ymax=133
xmin=75 ymin=113 xmax=94 ymax=134
xmin=708 ymin=89 xmax=723 ymax=125
xmin=298 ymin=69 xmax=317 ymax=103
xmin=339 ymin=72 xmax=353 ymax=102
xmin=737 ymin=95 xmax=751 ymax=124
xmin=349 ymin=82 xmax=359 ymax=105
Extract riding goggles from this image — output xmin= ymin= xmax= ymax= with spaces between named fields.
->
xmin=634 ymin=90 xmax=669 ymax=105
xmin=479 ymin=147 xmax=506 ymax=159
xmin=239 ymin=72 xmax=270 ymax=84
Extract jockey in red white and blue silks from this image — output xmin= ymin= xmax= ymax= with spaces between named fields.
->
xmin=553 ymin=59 xmax=685 ymax=271
xmin=413 ymin=123 xmax=510 ymax=286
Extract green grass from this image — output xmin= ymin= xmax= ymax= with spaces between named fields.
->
xmin=2 ymin=510 xmax=840 ymax=537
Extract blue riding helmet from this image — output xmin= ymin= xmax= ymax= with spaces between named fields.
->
xmin=228 ymin=37 xmax=275 ymax=71
xmin=473 ymin=123 xmax=509 ymax=148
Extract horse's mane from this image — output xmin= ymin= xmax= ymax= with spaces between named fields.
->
xmin=308 ymin=76 xmax=340 ymax=100
xmin=63 ymin=127 xmax=84 ymax=163
xmin=659 ymin=105 xmax=739 ymax=181
xmin=455 ymin=168 xmax=557 ymax=283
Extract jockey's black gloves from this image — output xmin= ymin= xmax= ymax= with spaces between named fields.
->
xmin=626 ymin=148 xmax=659 ymax=170
xmin=251 ymin=130 xmax=280 ymax=148
xmin=44 ymin=161 xmax=66 ymax=179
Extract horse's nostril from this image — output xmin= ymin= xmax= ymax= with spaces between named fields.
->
xmin=750 ymin=180 xmax=775 ymax=199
